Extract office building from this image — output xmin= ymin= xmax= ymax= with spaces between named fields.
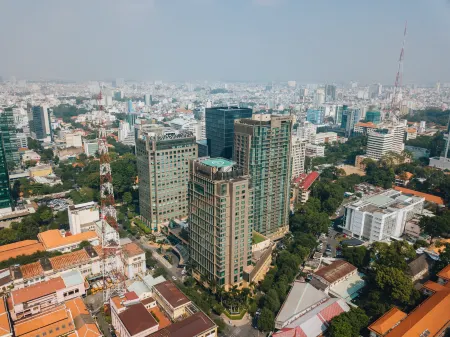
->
xmin=83 ymin=140 xmax=99 ymax=157
xmin=291 ymin=137 xmax=306 ymax=179
xmin=365 ymin=110 xmax=381 ymax=124
xmin=30 ymin=105 xmax=52 ymax=142
xmin=343 ymin=189 xmax=424 ymax=242
xmin=205 ymin=106 xmax=252 ymax=159
xmin=306 ymin=108 xmax=324 ymax=125
xmin=366 ymin=122 xmax=406 ymax=161
xmin=196 ymin=139 xmax=208 ymax=157
xmin=339 ymin=106 xmax=361 ymax=137
xmin=135 ymin=125 xmax=197 ymax=231
xmin=144 ymin=94 xmax=152 ymax=106
xmin=234 ymin=114 xmax=293 ymax=237
xmin=0 ymin=108 xmax=20 ymax=169
xmin=310 ymin=132 xmax=338 ymax=145
xmin=325 ymin=84 xmax=336 ymax=102
xmin=188 ymin=158 xmax=252 ymax=289
xmin=0 ymin=133 xmax=12 ymax=213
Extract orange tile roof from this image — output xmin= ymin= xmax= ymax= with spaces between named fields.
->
xmin=111 ymin=296 xmax=124 ymax=310
xmin=393 ymin=186 xmax=445 ymax=205
xmin=368 ymin=307 xmax=407 ymax=335
xmin=11 ymin=277 xmax=66 ymax=305
xmin=428 ymin=239 xmax=450 ymax=255
xmin=49 ymin=249 xmax=91 ymax=271
xmin=407 ymin=128 xmax=417 ymax=133
xmin=122 ymin=242 xmax=144 ymax=258
xmin=38 ymin=230 xmax=98 ymax=250
xmin=355 ymin=122 xmax=377 ymax=128
xmin=0 ymin=298 xmax=11 ymax=337
xmin=384 ymin=266 xmax=450 ymax=337
xmin=65 ymin=298 xmax=101 ymax=337
xmin=437 ymin=265 xmax=450 ymax=281
xmin=20 ymin=261 xmax=44 ymax=280
xmin=422 ymin=281 xmax=447 ymax=293
xmin=14 ymin=307 xmax=72 ymax=337
xmin=0 ymin=240 xmax=44 ymax=262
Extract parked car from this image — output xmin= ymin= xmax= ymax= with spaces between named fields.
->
xmin=172 ymin=276 xmax=177 ymax=281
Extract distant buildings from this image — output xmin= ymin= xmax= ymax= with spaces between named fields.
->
xmin=234 ymin=115 xmax=293 ymax=237
xmin=135 ymin=124 xmax=197 ymax=231
xmin=205 ymin=106 xmax=252 ymax=159
xmin=343 ymin=189 xmax=424 ymax=242
xmin=188 ymin=158 xmax=252 ymax=289
xmin=306 ymin=108 xmax=325 ymax=125
xmin=310 ymin=132 xmax=338 ymax=145
xmin=291 ymin=137 xmax=306 ymax=179
xmin=325 ymin=84 xmax=336 ymax=102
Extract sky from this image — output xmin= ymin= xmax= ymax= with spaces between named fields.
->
xmin=1 ymin=0 xmax=450 ymax=84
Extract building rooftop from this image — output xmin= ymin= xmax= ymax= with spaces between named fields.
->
xmin=14 ymin=307 xmax=71 ymax=337
xmin=117 ymin=303 xmax=158 ymax=335
xmin=11 ymin=277 xmax=66 ymax=305
xmin=60 ymin=269 xmax=84 ymax=288
xmin=38 ymin=230 xmax=98 ymax=250
xmin=201 ymin=158 xmax=235 ymax=168
xmin=313 ymin=260 xmax=357 ymax=285
xmin=149 ymin=312 xmax=216 ymax=337
xmin=275 ymin=281 xmax=328 ymax=325
xmin=49 ymin=249 xmax=91 ymax=271
xmin=122 ymin=242 xmax=144 ymax=258
xmin=437 ymin=264 xmax=450 ymax=281
xmin=65 ymin=298 xmax=102 ymax=337
xmin=297 ymin=171 xmax=319 ymax=190
xmin=19 ymin=261 xmax=44 ymax=280
xmin=0 ymin=240 xmax=44 ymax=263
xmin=0 ymin=298 xmax=11 ymax=337
xmin=368 ymin=307 xmax=407 ymax=336
xmin=153 ymin=281 xmax=190 ymax=309
xmin=393 ymin=186 xmax=444 ymax=205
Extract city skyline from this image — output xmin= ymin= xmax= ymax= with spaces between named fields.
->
xmin=1 ymin=0 xmax=450 ymax=83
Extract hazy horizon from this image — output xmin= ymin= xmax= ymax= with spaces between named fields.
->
xmin=1 ymin=0 xmax=450 ymax=84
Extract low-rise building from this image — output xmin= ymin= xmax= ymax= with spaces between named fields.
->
xmin=149 ymin=312 xmax=217 ymax=337
xmin=153 ymin=281 xmax=191 ymax=320
xmin=310 ymin=132 xmax=337 ymax=145
xmin=122 ymin=243 xmax=146 ymax=279
xmin=408 ymin=254 xmax=431 ymax=282
xmin=37 ymin=229 xmax=99 ymax=253
xmin=305 ymin=144 xmax=325 ymax=157
xmin=312 ymin=260 xmax=358 ymax=290
xmin=292 ymin=171 xmax=319 ymax=204
xmin=343 ymin=189 xmax=425 ymax=242
xmin=0 ymin=240 xmax=44 ymax=264
xmin=68 ymin=201 xmax=100 ymax=234
xmin=28 ymin=165 xmax=53 ymax=178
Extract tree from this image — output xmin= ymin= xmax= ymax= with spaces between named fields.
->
xmin=39 ymin=208 xmax=54 ymax=224
xmin=78 ymin=240 xmax=92 ymax=249
xmin=419 ymin=213 xmax=450 ymax=243
xmin=374 ymin=266 xmax=416 ymax=304
xmin=153 ymin=267 xmax=168 ymax=278
xmin=257 ymin=308 xmax=274 ymax=332
xmin=123 ymin=192 xmax=132 ymax=205
xmin=342 ymin=246 xmax=369 ymax=269
xmin=328 ymin=308 xmax=368 ymax=337
xmin=263 ymin=289 xmax=280 ymax=313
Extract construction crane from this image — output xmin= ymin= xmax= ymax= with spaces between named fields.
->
xmin=97 ymin=91 xmax=125 ymax=305
xmin=389 ymin=21 xmax=407 ymax=122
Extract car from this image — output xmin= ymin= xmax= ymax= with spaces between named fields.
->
xmin=172 ymin=276 xmax=177 ymax=281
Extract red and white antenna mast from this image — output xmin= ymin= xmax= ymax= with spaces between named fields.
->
xmin=97 ymin=89 xmax=125 ymax=304
xmin=390 ymin=21 xmax=407 ymax=119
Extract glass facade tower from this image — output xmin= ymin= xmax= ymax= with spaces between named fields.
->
xmin=205 ymin=107 xmax=252 ymax=159
xmin=0 ymin=108 xmax=20 ymax=171
xmin=234 ymin=115 xmax=293 ymax=238
xmin=0 ymin=133 xmax=12 ymax=212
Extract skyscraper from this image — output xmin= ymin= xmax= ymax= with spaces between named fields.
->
xmin=291 ymin=137 xmax=306 ymax=179
xmin=30 ymin=105 xmax=52 ymax=142
xmin=188 ymin=157 xmax=252 ymax=289
xmin=205 ymin=106 xmax=252 ymax=159
xmin=0 ymin=108 xmax=20 ymax=170
xmin=135 ymin=124 xmax=197 ymax=231
xmin=0 ymin=133 xmax=12 ymax=213
xmin=325 ymin=84 xmax=336 ymax=102
xmin=365 ymin=110 xmax=381 ymax=124
xmin=234 ymin=115 xmax=293 ymax=237
xmin=339 ymin=106 xmax=361 ymax=138
xmin=144 ymin=94 xmax=152 ymax=106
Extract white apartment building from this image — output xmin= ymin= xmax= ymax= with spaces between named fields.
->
xmin=68 ymin=201 xmax=100 ymax=234
xmin=296 ymin=121 xmax=317 ymax=142
xmin=305 ymin=144 xmax=325 ymax=157
xmin=366 ymin=132 xmax=394 ymax=160
xmin=343 ymin=189 xmax=424 ymax=242
xmin=16 ymin=133 xmax=28 ymax=149
xmin=65 ymin=133 xmax=82 ymax=148
xmin=291 ymin=137 xmax=306 ymax=179
xmin=310 ymin=132 xmax=338 ymax=145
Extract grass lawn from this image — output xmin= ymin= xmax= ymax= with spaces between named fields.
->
xmin=224 ymin=309 xmax=247 ymax=320
xmin=252 ymin=232 xmax=266 ymax=245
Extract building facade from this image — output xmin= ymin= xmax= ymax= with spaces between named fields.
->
xmin=0 ymin=108 xmax=20 ymax=170
xmin=0 ymin=133 xmax=12 ymax=213
xmin=291 ymin=137 xmax=306 ymax=179
xmin=136 ymin=125 xmax=197 ymax=231
xmin=31 ymin=105 xmax=52 ymax=142
xmin=205 ymin=107 xmax=253 ymax=159
xmin=234 ymin=114 xmax=293 ymax=237
xmin=188 ymin=158 xmax=252 ymax=289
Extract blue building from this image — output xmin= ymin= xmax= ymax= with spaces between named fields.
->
xmin=127 ymin=100 xmax=134 ymax=113
xmin=306 ymin=108 xmax=325 ymax=125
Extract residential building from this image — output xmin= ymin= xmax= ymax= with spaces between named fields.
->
xmin=37 ymin=229 xmax=99 ymax=253
xmin=0 ymin=133 xmax=12 ymax=213
xmin=188 ymin=158 xmax=252 ymax=289
xmin=310 ymin=132 xmax=338 ymax=145
xmin=9 ymin=270 xmax=85 ymax=320
xmin=0 ymin=109 xmax=20 ymax=169
xmin=291 ymin=137 xmax=306 ymax=179
xmin=83 ymin=140 xmax=99 ymax=157
xmin=296 ymin=121 xmax=317 ymax=142
xmin=135 ymin=124 xmax=197 ymax=231
xmin=153 ymin=281 xmax=191 ymax=320
xmin=368 ymin=264 xmax=450 ymax=337
xmin=234 ymin=114 xmax=293 ymax=237
xmin=205 ymin=106 xmax=252 ymax=159
xmin=366 ymin=131 xmax=394 ymax=160
xmin=122 ymin=242 xmax=146 ymax=279
xmin=15 ymin=133 xmax=28 ymax=149
xmin=68 ymin=201 xmax=100 ymax=234
xmin=305 ymin=144 xmax=325 ymax=157
xmin=274 ymin=281 xmax=350 ymax=333
xmin=292 ymin=171 xmax=319 ymax=204
xmin=343 ymin=189 xmax=425 ymax=242
xmin=30 ymin=105 xmax=52 ymax=142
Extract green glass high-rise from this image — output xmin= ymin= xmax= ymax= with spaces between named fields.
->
xmin=234 ymin=115 xmax=293 ymax=238
xmin=366 ymin=110 xmax=381 ymax=124
xmin=0 ymin=108 xmax=20 ymax=171
xmin=0 ymin=133 xmax=13 ymax=212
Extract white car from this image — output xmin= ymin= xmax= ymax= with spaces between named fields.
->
xmin=172 ymin=276 xmax=177 ymax=281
